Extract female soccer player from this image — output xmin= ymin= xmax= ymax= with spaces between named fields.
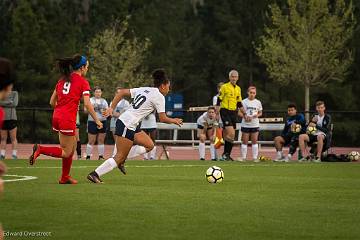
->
xmin=239 ymin=86 xmax=263 ymax=161
xmin=87 ymin=69 xmax=183 ymax=183
xmin=196 ymin=107 xmax=219 ymax=161
xmin=29 ymin=54 xmax=103 ymax=184
xmin=85 ymin=86 xmax=108 ymax=160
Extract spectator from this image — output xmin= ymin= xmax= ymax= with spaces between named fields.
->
xmin=0 ymin=90 xmax=18 ymax=159
xmin=85 ymin=86 xmax=108 ymax=160
xmin=274 ymin=103 xmax=306 ymax=162
xmin=141 ymin=112 xmax=157 ymax=160
xmin=197 ymin=106 xmax=219 ymax=160
xmin=298 ymin=101 xmax=331 ymax=162
xmin=239 ymin=86 xmax=262 ymax=162
xmin=110 ymin=87 xmax=130 ymax=141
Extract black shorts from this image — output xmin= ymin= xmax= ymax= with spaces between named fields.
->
xmin=220 ymin=108 xmax=238 ymax=129
xmin=76 ymin=123 xmax=80 ymax=129
xmin=197 ymin=125 xmax=213 ymax=131
xmin=115 ymin=119 xmax=141 ymax=141
xmin=2 ymin=120 xmax=17 ymax=130
xmin=141 ymin=128 xmax=156 ymax=134
xmin=241 ymin=127 xmax=259 ymax=133
xmin=308 ymin=134 xmax=327 ymax=145
xmin=281 ymin=134 xmax=294 ymax=146
xmin=87 ymin=121 xmax=107 ymax=134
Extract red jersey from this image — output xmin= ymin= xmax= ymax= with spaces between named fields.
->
xmin=53 ymin=72 xmax=90 ymax=121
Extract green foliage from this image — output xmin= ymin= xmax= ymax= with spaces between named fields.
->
xmin=87 ymin=17 xmax=151 ymax=99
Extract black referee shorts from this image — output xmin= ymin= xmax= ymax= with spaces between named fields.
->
xmin=220 ymin=108 xmax=238 ymax=129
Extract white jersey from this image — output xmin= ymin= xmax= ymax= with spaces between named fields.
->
xmin=212 ymin=94 xmax=219 ymax=106
xmin=88 ymin=97 xmax=108 ymax=122
xmin=119 ymin=87 xmax=165 ymax=130
xmin=141 ymin=112 xmax=157 ymax=129
xmin=110 ymin=99 xmax=130 ymax=129
xmin=197 ymin=112 xmax=219 ymax=128
xmin=241 ymin=98 xmax=263 ymax=128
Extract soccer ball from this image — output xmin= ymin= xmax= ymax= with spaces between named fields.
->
xmin=306 ymin=125 xmax=317 ymax=135
xmin=291 ymin=124 xmax=302 ymax=133
xmin=205 ymin=166 xmax=224 ymax=183
xmin=348 ymin=151 xmax=360 ymax=161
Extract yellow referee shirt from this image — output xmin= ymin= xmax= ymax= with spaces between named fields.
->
xmin=218 ymin=82 xmax=242 ymax=111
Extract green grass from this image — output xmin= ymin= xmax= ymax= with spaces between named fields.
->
xmin=1 ymin=160 xmax=360 ymax=240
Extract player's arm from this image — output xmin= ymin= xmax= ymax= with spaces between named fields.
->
xmin=49 ymin=90 xmax=57 ymax=108
xmin=106 ymin=89 xmax=131 ymax=116
xmin=158 ymin=112 xmax=183 ymax=126
xmin=83 ymin=95 xmax=103 ymax=129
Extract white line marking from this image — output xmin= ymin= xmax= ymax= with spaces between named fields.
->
xmin=3 ymin=174 xmax=38 ymax=182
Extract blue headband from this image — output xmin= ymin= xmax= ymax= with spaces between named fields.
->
xmin=73 ymin=56 xmax=87 ymax=69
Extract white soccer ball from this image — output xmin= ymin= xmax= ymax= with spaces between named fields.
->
xmin=348 ymin=151 xmax=360 ymax=161
xmin=306 ymin=125 xmax=317 ymax=135
xmin=205 ymin=166 xmax=224 ymax=183
xmin=291 ymin=123 xmax=302 ymax=133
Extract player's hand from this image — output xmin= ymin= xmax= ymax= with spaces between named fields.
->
xmin=245 ymin=115 xmax=252 ymax=122
xmin=173 ymin=118 xmax=183 ymax=126
xmin=309 ymin=122 xmax=316 ymax=127
xmin=104 ymin=108 xmax=113 ymax=117
xmin=0 ymin=161 xmax=7 ymax=177
xmin=96 ymin=120 xmax=103 ymax=129
xmin=312 ymin=116 xmax=318 ymax=122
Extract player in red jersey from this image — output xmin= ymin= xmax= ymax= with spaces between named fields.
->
xmin=29 ymin=54 xmax=103 ymax=184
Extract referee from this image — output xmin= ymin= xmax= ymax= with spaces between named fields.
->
xmin=217 ymin=70 xmax=242 ymax=160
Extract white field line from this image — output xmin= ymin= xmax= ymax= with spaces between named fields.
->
xmin=3 ymin=174 xmax=38 ymax=182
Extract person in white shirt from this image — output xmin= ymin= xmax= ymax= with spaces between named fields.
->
xmin=84 ymin=86 xmax=108 ymax=160
xmin=197 ymin=107 xmax=219 ymax=161
xmin=239 ymin=86 xmax=263 ymax=161
xmin=87 ymin=69 xmax=183 ymax=183
xmin=110 ymin=87 xmax=130 ymax=140
xmin=140 ymin=112 xmax=157 ymax=160
xmin=212 ymin=82 xmax=224 ymax=106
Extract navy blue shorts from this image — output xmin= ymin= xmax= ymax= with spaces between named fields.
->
xmin=87 ymin=121 xmax=107 ymax=134
xmin=141 ymin=128 xmax=156 ymax=134
xmin=241 ymin=127 xmax=259 ymax=133
xmin=115 ymin=119 xmax=141 ymax=141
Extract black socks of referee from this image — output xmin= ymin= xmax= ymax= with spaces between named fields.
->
xmin=76 ymin=141 xmax=81 ymax=157
xmin=224 ymin=140 xmax=233 ymax=156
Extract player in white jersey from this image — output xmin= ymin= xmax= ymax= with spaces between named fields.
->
xmin=110 ymin=87 xmax=130 ymax=140
xmin=140 ymin=112 xmax=157 ymax=160
xmin=239 ymin=86 xmax=262 ymax=161
xmin=87 ymin=69 xmax=183 ymax=183
xmin=197 ymin=107 xmax=219 ymax=160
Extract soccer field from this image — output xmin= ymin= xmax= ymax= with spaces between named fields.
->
xmin=1 ymin=160 xmax=360 ymax=240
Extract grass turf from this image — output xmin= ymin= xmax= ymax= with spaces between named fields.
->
xmin=1 ymin=159 xmax=359 ymax=240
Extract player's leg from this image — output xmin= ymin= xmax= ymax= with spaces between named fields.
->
xmin=86 ymin=133 xmax=96 ymax=160
xmin=274 ymin=135 xmax=285 ymax=160
xmin=298 ymin=134 xmax=310 ymax=161
xmin=142 ymin=130 xmax=150 ymax=160
xmin=241 ymin=129 xmax=249 ymax=160
xmin=9 ymin=127 xmax=17 ymax=159
xmin=206 ymin=128 xmax=217 ymax=160
xmin=97 ymin=132 xmax=106 ymax=160
xmin=197 ymin=128 xmax=206 ymax=160
xmin=250 ymin=130 xmax=259 ymax=161
xmin=223 ymin=126 xmax=235 ymax=160
xmin=58 ymin=132 xmax=77 ymax=184
xmin=314 ymin=135 xmax=325 ymax=162
xmin=149 ymin=129 xmax=157 ymax=160
xmin=75 ymin=128 xmax=81 ymax=159
xmin=0 ymin=130 xmax=7 ymax=159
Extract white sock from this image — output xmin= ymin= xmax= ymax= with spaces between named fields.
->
xmin=98 ymin=144 xmax=105 ymax=156
xmin=95 ymin=157 xmax=118 ymax=177
xmin=127 ymin=146 xmax=147 ymax=159
xmin=276 ymin=151 xmax=283 ymax=159
xmin=241 ymin=144 xmax=247 ymax=160
xmin=12 ymin=150 xmax=17 ymax=156
xmin=0 ymin=149 xmax=5 ymax=156
xmin=199 ymin=142 xmax=205 ymax=159
xmin=86 ymin=144 xmax=93 ymax=156
xmin=143 ymin=152 xmax=149 ymax=160
xmin=210 ymin=144 xmax=216 ymax=160
xmin=150 ymin=146 xmax=157 ymax=159
xmin=252 ymin=144 xmax=259 ymax=160
xmin=112 ymin=144 xmax=117 ymax=157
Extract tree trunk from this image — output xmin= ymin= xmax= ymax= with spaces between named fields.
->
xmin=305 ymin=84 xmax=310 ymax=122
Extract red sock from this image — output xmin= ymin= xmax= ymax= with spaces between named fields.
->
xmin=61 ymin=152 xmax=74 ymax=179
xmin=39 ymin=145 xmax=63 ymax=158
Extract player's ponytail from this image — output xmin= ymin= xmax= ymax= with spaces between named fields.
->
xmin=56 ymin=54 xmax=87 ymax=82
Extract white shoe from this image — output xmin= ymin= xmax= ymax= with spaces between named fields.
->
xmin=274 ymin=158 xmax=285 ymax=162
xmin=235 ymin=157 xmax=245 ymax=162
xmin=253 ymin=158 xmax=260 ymax=163
xmin=284 ymin=154 xmax=292 ymax=162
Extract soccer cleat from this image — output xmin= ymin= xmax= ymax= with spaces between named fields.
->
xmin=118 ymin=164 xmax=127 ymax=175
xmin=253 ymin=158 xmax=260 ymax=163
xmin=0 ymin=155 xmax=4 ymax=160
xmin=98 ymin=155 xmax=105 ymax=160
xmin=77 ymin=155 xmax=82 ymax=160
xmin=87 ymin=171 xmax=103 ymax=183
xmin=12 ymin=154 xmax=17 ymax=160
xmin=312 ymin=157 xmax=321 ymax=163
xmin=29 ymin=144 xmax=41 ymax=165
xmin=298 ymin=157 xmax=308 ymax=162
xmin=86 ymin=156 xmax=90 ymax=160
xmin=200 ymin=158 xmax=205 ymax=161
xmin=59 ymin=176 xmax=78 ymax=184
xmin=211 ymin=158 xmax=217 ymax=161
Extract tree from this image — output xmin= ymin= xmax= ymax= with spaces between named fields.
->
xmin=256 ymin=0 xmax=355 ymax=120
xmin=87 ymin=17 xmax=151 ymax=99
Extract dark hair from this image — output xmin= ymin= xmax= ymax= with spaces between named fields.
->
xmin=56 ymin=54 xmax=86 ymax=82
xmin=287 ymin=103 xmax=297 ymax=109
xmin=152 ymin=69 xmax=169 ymax=87
xmin=93 ymin=86 xmax=102 ymax=91
xmin=316 ymin=100 xmax=325 ymax=107
xmin=0 ymin=57 xmax=15 ymax=91
xmin=208 ymin=106 xmax=216 ymax=111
